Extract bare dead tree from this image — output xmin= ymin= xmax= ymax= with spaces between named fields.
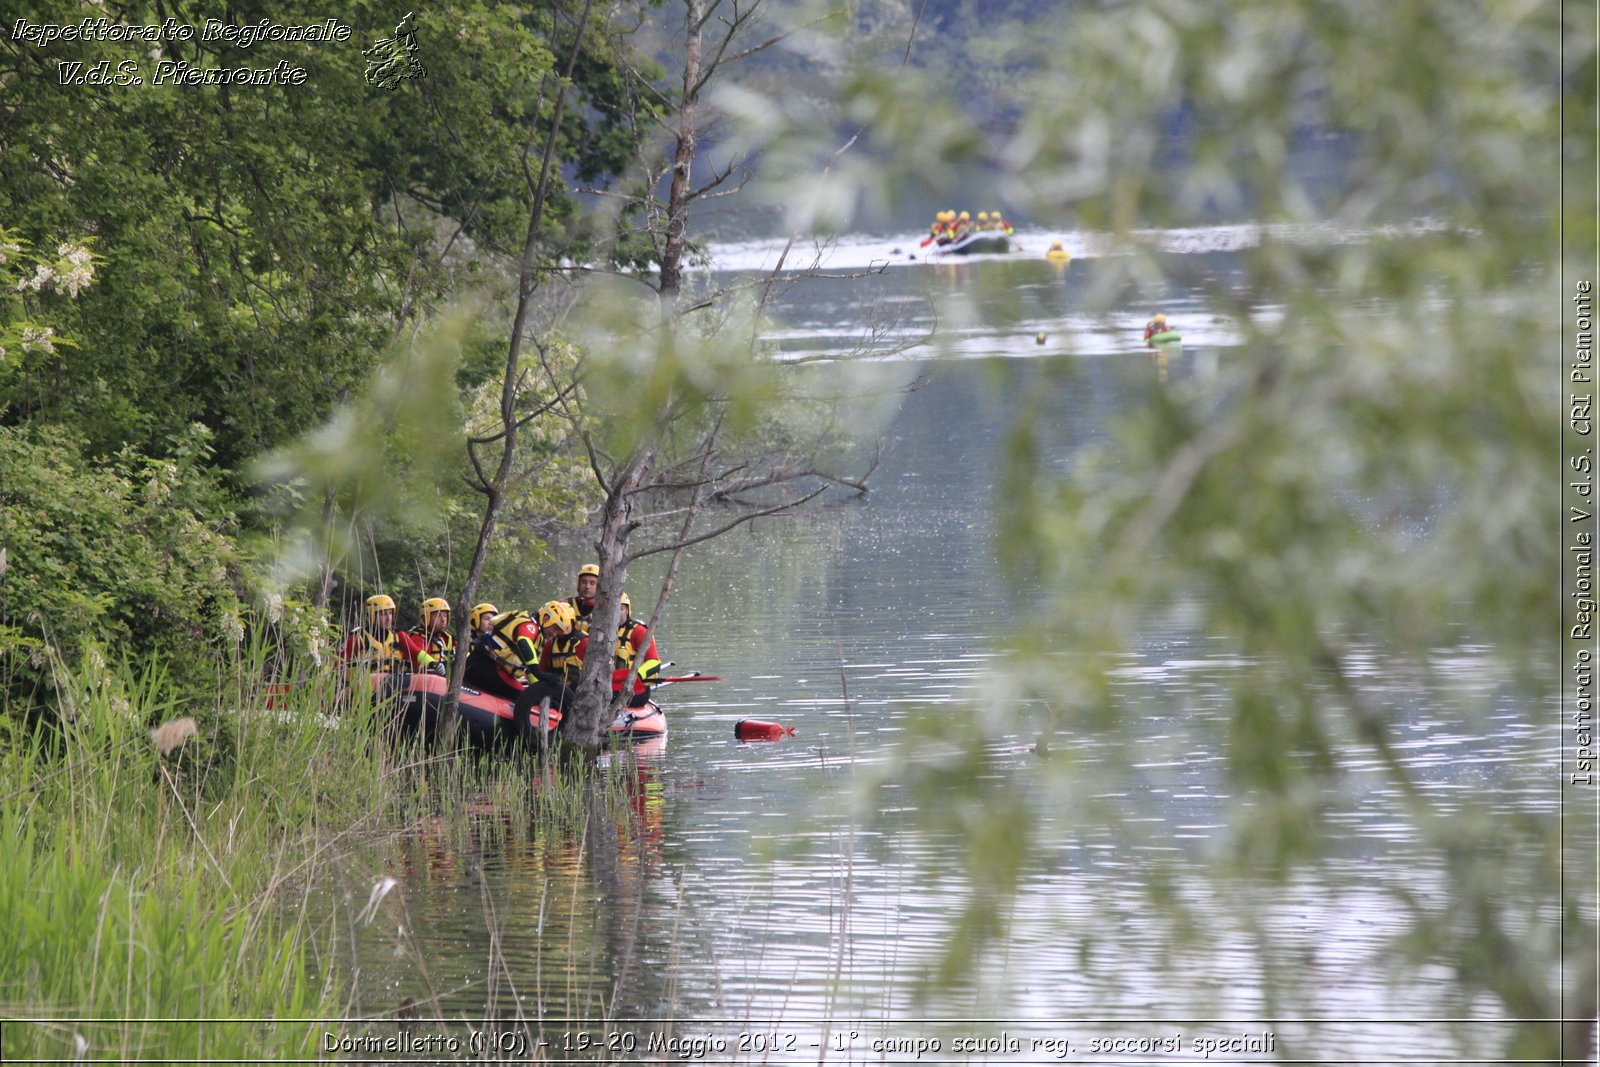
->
xmin=555 ymin=0 xmax=916 ymax=752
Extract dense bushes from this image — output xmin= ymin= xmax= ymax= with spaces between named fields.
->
xmin=0 ymin=423 xmax=246 ymax=710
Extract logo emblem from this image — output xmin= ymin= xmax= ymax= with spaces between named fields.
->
xmin=364 ymin=11 xmax=426 ymax=91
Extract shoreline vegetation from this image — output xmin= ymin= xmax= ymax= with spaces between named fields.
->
xmin=1 ymin=0 xmax=1587 ymax=1059
xmin=0 ymin=636 xmax=640 ymax=1062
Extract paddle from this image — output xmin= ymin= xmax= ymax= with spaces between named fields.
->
xmin=656 ymin=673 xmax=723 ymax=683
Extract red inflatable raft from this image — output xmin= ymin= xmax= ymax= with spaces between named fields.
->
xmin=374 ymin=672 xmax=666 ymax=747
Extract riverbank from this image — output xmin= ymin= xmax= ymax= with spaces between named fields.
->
xmin=0 ymin=649 xmax=630 ymax=1060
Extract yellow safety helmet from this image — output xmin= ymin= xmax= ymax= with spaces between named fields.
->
xmin=989 ymin=209 xmax=1002 ymax=218
xmin=619 ymin=592 xmax=632 ymax=612
xmin=537 ymin=599 xmax=576 ymax=634
xmin=365 ymin=594 xmax=395 ymax=624
xmin=977 ymin=212 xmax=989 ymax=221
xmin=577 ymin=563 xmax=600 ymax=579
xmin=420 ymin=597 xmax=450 ymax=626
xmin=958 ymin=211 xmax=970 ymax=221
xmin=1153 ymin=313 xmax=1167 ymax=326
xmin=469 ymin=603 xmax=498 ymax=630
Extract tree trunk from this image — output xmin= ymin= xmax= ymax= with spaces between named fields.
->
xmin=443 ymin=0 xmax=597 ymax=734
xmin=564 ymin=447 xmax=657 ymax=751
xmin=560 ymin=0 xmax=707 ymax=753
xmin=657 ymin=0 xmax=703 ymax=303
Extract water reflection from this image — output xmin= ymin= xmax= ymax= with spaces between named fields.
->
xmin=344 ymin=749 xmax=699 ymax=1031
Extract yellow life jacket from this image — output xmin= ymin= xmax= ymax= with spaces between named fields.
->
xmin=562 ymin=595 xmax=594 ymax=634
xmin=484 ymin=611 xmax=535 ymax=674
xmin=352 ymin=627 xmax=410 ymax=671
xmin=412 ymin=626 xmax=454 ymax=661
xmin=613 ymin=621 xmax=644 ymax=671
xmin=546 ymin=630 xmax=585 ymax=684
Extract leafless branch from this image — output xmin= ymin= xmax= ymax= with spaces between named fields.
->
xmin=625 ymin=484 xmax=827 ymax=562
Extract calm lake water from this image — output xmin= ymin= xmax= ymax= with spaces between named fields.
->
xmin=324 ymin=226 xmax=1562 ymax=1064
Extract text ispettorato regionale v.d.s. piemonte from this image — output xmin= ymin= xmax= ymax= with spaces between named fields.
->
xmin=12 ymin=17 xmax=356 ymax=88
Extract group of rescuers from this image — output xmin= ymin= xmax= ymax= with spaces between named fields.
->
xmin=339 ymin=564 xmax=662 ymax=723
xmin=925 ymin=208 xmax=1014 ymax=244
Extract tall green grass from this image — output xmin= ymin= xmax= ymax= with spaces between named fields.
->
xmin=0 ymin=642 xmax=371 ymax=1060
xmin=0 ymin=634 xmax=649 ymax=1061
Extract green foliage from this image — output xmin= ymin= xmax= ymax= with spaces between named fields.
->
xmin=0 ymin=423 xmax=245 ymax=710
xmin=0 ymin=0 xmax=684 ymax=691
xmin=571 ymin=283 xmax=784 ymax=456
xmin=891 ymin=0 xmax=1059 ymax=124
xmin=253 ymin=306 xmax=597 ymax=615
xmin=252 ymin=311 xmax=466 ymax=601
xmin=4 ymin=0 xmax=397 ymax=464
xmin=565 ymin=276 xmax=892 ymax=477
xmin=0 ymin=225 xmax=96 ymax=382
xmin=0 ymin=651 xmax=384 ymax=1060
xmin=0 ymin=0 xmax=646 ymax=471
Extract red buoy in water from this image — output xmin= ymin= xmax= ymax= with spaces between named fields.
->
xmin=734 ymin=719 xmax=795 ymax=742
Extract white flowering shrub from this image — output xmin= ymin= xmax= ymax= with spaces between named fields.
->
xmin=0 ymin=225 xmax=95 ymax=377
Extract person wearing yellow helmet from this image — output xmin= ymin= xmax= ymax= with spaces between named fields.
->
xmin=954 ymin=210 xmax=972 ymax=239
xmin=1143 ymin=312 xmax=1173 ymax=347
xmin=464 ymin=602 xmax=499 ymax=662
xmin=466 ymin=601 xmax=580 ymax=690
xmin=410 ymin=597 xmax=454 ymax=675
xmin=537 ymin=599 xmax=578 ymax=631
xmin=616 ymin=594 xmax=660 ymax=674
xmin=989 ymin=210 xmax=1013 ymax=236
xmin=459 ymin=600 xmax=581 ymax=741
xmin=510 ymin=600 xmax=592 ymax=737
xmin=574 ymin=591 xmax=664 ymax=708
xmin=562 ymin=563 xmax=601 ymax=633
xmin=469 ymin=603 xmax=499 ymax=634
xmin=464 ymin=604 xmax=546 ymax=700
xmin=976 ymin=211 xmax=991 ymax=231
xmin=340 ymin=593 xmax=429 ymax=673
xmin=534 ymin=599 xmax=586 ymax=691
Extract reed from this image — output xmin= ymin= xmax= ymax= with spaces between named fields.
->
xmin=0 ymin=638 xmax=626 ymax=1061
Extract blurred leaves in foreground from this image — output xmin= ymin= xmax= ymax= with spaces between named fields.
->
xmin=727 ymin=0 xmax=1593 ymax=1056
